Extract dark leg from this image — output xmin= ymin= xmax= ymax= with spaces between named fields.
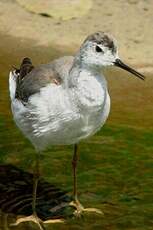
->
xmin=72 ymin=144 xmax=78 ymax=201
xmin=32 ymin=152 xmax=40 ymax=216
xmin=70 ymin=144 xmax=103 ymax=216
xmin=11 ymin=152 xmax=64 ymax=228
xmin=31 ymin=152 xmax=45 ymax=230
xmin=71 ymin=144 xmax=84 ymax=215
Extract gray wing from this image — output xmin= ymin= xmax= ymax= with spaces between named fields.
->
xmin=15 ymin=56 xmax=74 ymax=103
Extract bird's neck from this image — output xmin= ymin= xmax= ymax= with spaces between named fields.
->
xmin=68 ymin=53 xmax=103 ymax=87
xmin=67 ymin=54 xmax=107 ymax=110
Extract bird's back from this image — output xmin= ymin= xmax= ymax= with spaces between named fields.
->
xmin=9 ymin=56 xmax=74 ymax=104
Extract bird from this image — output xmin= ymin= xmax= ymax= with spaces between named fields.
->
xmin=9 ymin=31 xmax=145 ymax=229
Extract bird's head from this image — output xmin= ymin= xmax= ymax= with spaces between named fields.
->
xmin=79 ymin=31 xmax=145 ymax=80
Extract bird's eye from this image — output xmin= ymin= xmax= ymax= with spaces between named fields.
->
xmin=95 ymin=46 xmax=103 ymax=53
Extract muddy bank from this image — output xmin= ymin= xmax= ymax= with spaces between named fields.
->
xmin=0 ymin=0 xmax=152 ymax=68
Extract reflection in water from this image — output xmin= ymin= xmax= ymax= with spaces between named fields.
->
xmin=0 ymin=164 xmax=73 ymax=229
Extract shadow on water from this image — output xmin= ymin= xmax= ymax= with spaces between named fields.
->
xmin=0 ymin=164 xmax=73 ymax=230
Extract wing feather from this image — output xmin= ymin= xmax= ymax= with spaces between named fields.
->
xmin=9 ymin=56 xmax=74 ymax=103
xmin=9 ymin=71 xmax=17 ymax=101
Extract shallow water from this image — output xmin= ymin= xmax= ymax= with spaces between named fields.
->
xmin=0 ymin=33 xmax=153 ymax=230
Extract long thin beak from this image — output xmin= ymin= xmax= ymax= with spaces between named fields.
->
xmin=114 ymin=59 xmax=145 ymax=80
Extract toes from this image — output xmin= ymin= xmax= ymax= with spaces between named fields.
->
xmin=10 ymin=215 xmax=45 ymax=230
xmin=43 ymin=219 xmax=65 ymax=224
xmin=70 ymin=201 xmax=103 ymax=217
xmin=83 ymin=208 xmax=104 ymax=215
xmin=10 ymin=215 xmax=36 ymax=226
xmin=10 ymin=215 xmax=65 ymax=229
xmin=73 ymin=210 xmax=82 ymax=218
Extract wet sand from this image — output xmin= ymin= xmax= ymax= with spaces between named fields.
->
xmin=0 ymin=0 xmax=152 ymax=70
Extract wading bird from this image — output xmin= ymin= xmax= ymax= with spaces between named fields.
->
xmin=9 ymin=31 xmax=145 ymax=229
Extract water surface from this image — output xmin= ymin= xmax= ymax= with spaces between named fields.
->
xmin=0 ymin=33 xmax=153 ymax=230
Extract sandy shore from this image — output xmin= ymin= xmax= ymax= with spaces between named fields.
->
xmin=0 ymin=0 xmax=152 ymax=71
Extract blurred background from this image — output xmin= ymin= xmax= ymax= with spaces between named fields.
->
xmin=0 ymin=0 xmax=153 ymax=229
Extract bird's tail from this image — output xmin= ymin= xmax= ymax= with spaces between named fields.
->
xmin=18 ymin=57 xmax=34 ymax=79
xmin=9 ymin=57 xmax=34 ymax=101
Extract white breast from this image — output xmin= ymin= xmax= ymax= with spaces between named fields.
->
xmin=73 ymin=72 xmax=110 ymax=138
xmin=10 ymin=72 xmax=110 ymax=151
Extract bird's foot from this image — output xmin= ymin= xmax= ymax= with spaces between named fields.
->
xmin=70 ymin=199 xmax=103 ymax=218
xmin=10 ymin=213 xmax=64 ymax=230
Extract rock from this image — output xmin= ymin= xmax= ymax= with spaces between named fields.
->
xmin=16 ymin=0 xmax=92 ymax=20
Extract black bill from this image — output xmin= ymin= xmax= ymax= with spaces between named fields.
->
xmin=114 ymin=59 xmax=145 ymax=80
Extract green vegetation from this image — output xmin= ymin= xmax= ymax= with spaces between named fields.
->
xmin=0 ymin=38 xmax=153 ymax=229
xmin=1 ymin=113 xmax=153 ymax=229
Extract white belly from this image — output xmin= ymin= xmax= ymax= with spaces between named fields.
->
xmin=11 ymin=75 xmax=110 ymax=151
